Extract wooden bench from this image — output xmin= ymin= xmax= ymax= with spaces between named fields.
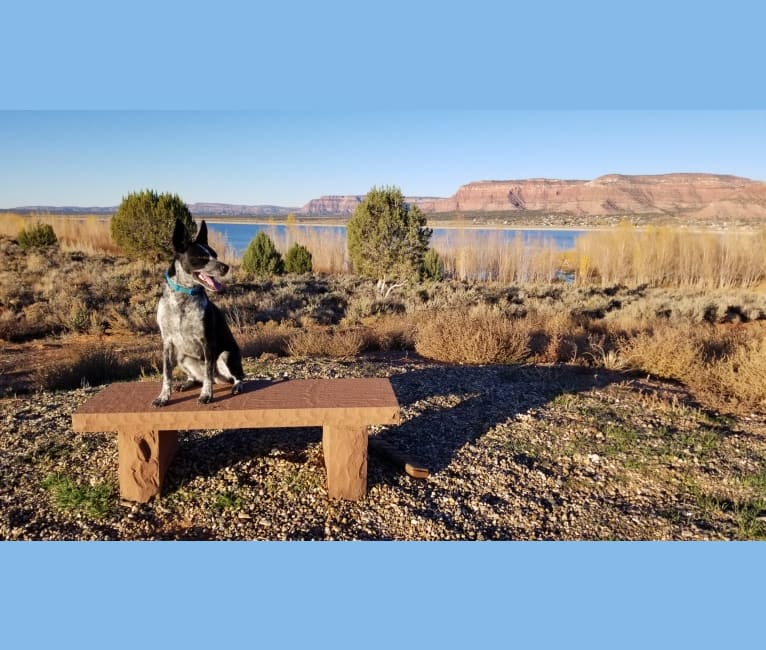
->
xmin=71 ymin=378 xmax=401 ymax=503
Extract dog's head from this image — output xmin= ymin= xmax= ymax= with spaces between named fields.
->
xmin=170 ymin=219 xmax=229 ymax=293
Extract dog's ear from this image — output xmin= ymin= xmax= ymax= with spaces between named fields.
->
xmin=172 ymin=219 xmax=189 ymax=253
xmin=195 ymin=220 xmax=208 ymax=246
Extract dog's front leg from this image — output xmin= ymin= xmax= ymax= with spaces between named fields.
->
xmin=199 ymin=343 xmax=215 ymax=404
xmin=152 ymin=343 xmax=175 ymax=407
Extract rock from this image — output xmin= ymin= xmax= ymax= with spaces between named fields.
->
xmin=298 ymin=174 xmax=766 ymax=222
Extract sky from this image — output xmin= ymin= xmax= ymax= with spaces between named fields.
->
xmin=1 ymin=110 xmax=765 ymax=209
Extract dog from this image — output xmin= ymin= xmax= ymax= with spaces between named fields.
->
xmin=152 ymin=219 xmax=244 ymax=407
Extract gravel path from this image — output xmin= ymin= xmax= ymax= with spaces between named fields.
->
xmin=2 ymin=355 xmax=765 ymax=540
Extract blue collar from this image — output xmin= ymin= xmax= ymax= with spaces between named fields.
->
xmin=165 ymin=272 xmax=205 ymax=296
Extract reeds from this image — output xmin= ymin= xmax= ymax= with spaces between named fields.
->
xmin=432 ymin=229 xmax=565 ymax=283
xmin=574 ymin=222 xmax=766 ymax=289
xmin=258 ymin=223 xmax=350 ymax=275
xmin=1 ymin=213 xmax=120 ymax=255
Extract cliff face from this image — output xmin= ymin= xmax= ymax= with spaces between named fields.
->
xmin=299 ymin=174 xmax=766 ymax=220
xmin=435 ymin=174 xmax=766 ymax=218
xmin=189 ymin=203 xmax=295 ymax=217
xmin=299 ymin=195 xmax=363 ymax=215
xmin=300 ymin=195 xmax=443 ymax=215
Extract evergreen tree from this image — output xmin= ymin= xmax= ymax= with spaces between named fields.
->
xmin=241 ymin=231 xmax=284 ymax=276
xmin=110 ymin=190 xmax=195 ymax=260
xmin=346 ymin=186 xmax=432 ymax=293
xmin=284 ymin=243 xmax=313 ymax=274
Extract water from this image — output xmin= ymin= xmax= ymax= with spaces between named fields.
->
xmin=207 ymin=222 xmax=585 ymax=255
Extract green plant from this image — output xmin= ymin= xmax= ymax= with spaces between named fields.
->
xmin=284 ymin=242 xmax=313 ymax=274
xmin=421 ymin=247 xmax=444 ymax=282
xmin=110 ymin=189 xmax=195 ymax=260
xmin=42 ymin=473 xmax=115 ymax=518
xmin=736 ymin=499 xmax=766 ymax=540
xmin=241 ymin=231 xmax=284 ymax=276
xmin=346 ymin=186 xmax=432 ymax=293
xmin=212 ymin=490 xmax=243 ymax=512
xmin=18 ymin=222 xmax=57 ymax=250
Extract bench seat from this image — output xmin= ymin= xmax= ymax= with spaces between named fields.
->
xmin=71 ymin=378 xmax=401 ymax=503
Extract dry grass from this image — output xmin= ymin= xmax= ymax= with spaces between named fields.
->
xmin=415 ymin=305 xmax=531 ymax=364
xmin=36 ymin=346 xmax=158 ymax=391
xmin=286 ymin=326 xmax=368 ymax=358
xmin=618 ymin=321 xmax=766 ymax=412
xmin=1 ymin=213 xmax=120 ymax=255
xmin=236 ymin=321 xmax=293 ymax=358
xmin=432 ymin=229 xmax=565 ymax=283
xmin=257 ymin=223 xmax=349 ymax=274
xmin=3 ymin=229 xmax=766 ymax=414
xmin=575 ymin=222 xmax=766 ymax=288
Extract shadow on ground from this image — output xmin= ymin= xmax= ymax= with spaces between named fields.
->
xmin=161 ymin=363 xmax=623 ymax=495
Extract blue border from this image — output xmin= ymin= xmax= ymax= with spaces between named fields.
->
xmin=1 ymin=2 xmax=764 ymax=648
xmin=2 ymin=1 xmax=765 ymax=109
xmin=2 ymin=542 xmax=764 ymax=648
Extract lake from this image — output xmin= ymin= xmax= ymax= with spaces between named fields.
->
xmin=207 ymin=222 xmax=586 ymax=255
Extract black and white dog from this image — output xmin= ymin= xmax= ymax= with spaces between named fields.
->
xmin=153 ymin=219 xmax=244 ymax=407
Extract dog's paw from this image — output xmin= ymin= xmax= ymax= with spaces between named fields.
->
xmin=198 ymin=393 xmax=213 ymax=404
xmin=231 ymin=381 xmax=243 ymax=395
xmin=152 ymin=396 xmax=169 ymax=408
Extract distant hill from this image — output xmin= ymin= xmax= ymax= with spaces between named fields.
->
xmin=5 ymin=203 xmax=297 ymax=217
xmin=6 ymin=173 xmax=766 ymax=222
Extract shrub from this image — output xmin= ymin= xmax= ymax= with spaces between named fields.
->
xmin=347 ymin=186 xmax=432 ymax=291
xmin=421 ymin=247 xmax=444 ymax=281
xmin=110 ymin=190 xmax=195 ymax=261
xmin=18 ymin=222 xmax=57 ymax=250
xmin=287 ymin=326 xmax=368 ymax=358
xmin=241 ymin=232 xmax=284 ymax=276
xmin=37 ymin=347 xmax=153 ymax=390
xmin=284 ymin=243 xmax=313 ymax=274
xmin=415 ymin=307 xmax=530 ymax=364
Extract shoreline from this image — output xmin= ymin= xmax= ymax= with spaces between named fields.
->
xmin=4 ymin=211 xmax=761 ymax=234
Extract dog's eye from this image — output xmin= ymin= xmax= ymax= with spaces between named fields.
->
xmin=192 ymin=244 xmax=216 ymax=261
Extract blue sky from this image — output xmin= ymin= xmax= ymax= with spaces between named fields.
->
xmin=1 ymin=110 xmax=765 ymax=208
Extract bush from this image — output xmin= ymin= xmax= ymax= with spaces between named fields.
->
xmin=110 ymin=190 xmax=195 ymax=260
xmin=347 ymin=186 xmax=432 ymax=289
xmin=421 ymin=247 xmax=444 ymax=281
xmin=287 ymin=326 xmax=368 ymax=358
xmin=18 ymin=222 xmax=57 ymax=250
xmin=241 ymin=231 xmax=284 ymax=276
xmin=284 ymin=243 xmax=313 ymax=274
xmin=415 ymin=307 xmax=531 ymax=364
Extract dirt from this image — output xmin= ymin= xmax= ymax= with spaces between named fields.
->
xmin=2 ymin=346 xmax=765 ymax=541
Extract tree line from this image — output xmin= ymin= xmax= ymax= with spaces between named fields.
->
xmin=109 ymin=186 xmax=444 ymax=290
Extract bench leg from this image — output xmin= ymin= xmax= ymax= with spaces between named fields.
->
xmin=322 ymin=425 xmax=368 ymax=500
xmin=117 ymin=429 xmax=178 ymax=503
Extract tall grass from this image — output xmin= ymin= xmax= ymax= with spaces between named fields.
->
xmin=575 ymin=222 xmax=766 ymax=289
xmin=5 ymin=214 xmax=766 ymax=289
xmin=432 ymin=229 xmax=564 ymax=283
xmin=257 ymin=223 xmax=350 ymax=274
xmin=1 ymin=213 xmax=120 ymax=255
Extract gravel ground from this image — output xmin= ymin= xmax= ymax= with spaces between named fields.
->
xmin=2 ymin=354 xmax=766 ymax=540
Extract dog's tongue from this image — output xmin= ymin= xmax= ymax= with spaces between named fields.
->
xmin=198 ymin=272 xmax=222 ymax=292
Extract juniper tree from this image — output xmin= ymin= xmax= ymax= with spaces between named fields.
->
xmin=110 ymin=190 xmax=195 ymax=260
xmin=241 ymin=231 xmax=284 ymax=276
xmin=346 ymin=186 xmax=432 ymax=295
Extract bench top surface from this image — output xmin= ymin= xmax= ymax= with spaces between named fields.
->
xmin=72 ymin=378 xmax=400 ymax=432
